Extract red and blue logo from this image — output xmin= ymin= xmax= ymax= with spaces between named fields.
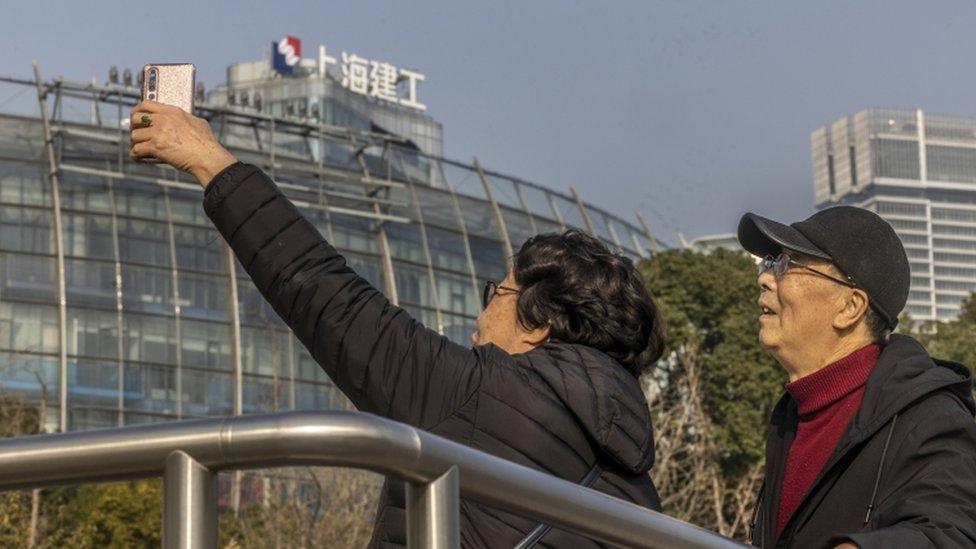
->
xmin=272 ymin=36 xmax=302 ymax=76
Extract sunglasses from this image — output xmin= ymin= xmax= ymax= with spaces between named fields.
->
xmin=482 ymin=280 xmax=521 ymax=309
xmin=758 ymin=253 xmax=856 ymax=288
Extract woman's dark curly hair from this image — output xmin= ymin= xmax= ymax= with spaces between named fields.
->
xmin=511 ymin=230 xmax=666 ymax=377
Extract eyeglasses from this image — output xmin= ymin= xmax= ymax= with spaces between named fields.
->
xmin=482 ymin=280 xmax=521 ymax=309
xmin=758 ymin=253 xmax=856 ymax=288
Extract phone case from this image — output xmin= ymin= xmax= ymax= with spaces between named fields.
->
xmin=141 ymin=63 xmax=196 ymax=113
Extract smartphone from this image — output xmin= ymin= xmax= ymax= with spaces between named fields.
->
xmin=141 ymin=63 xmax=196 ymax=112
xmin=137 ymin=63 xmax=195 ymax=163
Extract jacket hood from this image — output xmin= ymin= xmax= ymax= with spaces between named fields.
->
xmin=851 ymin=334 xmax=975 ymax=440
xmin=525 ymin=342 xmax=655 ymax=475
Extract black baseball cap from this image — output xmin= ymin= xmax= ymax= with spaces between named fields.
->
xmin=737 ymin=206 xmax=910 ymax=329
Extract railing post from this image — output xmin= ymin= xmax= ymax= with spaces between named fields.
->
xmin=406 ymin=465 xmax=460 ymax=549
xmin=163 ymin=451 xmax=216 ymax=549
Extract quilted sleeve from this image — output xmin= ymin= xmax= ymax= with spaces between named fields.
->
xmin=203 ymin=163 xmax=483 ymax=428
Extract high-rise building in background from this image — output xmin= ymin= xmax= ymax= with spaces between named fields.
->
xmin=812 ymin=108 xmax=976 ymax=322
xmin=0 ymin=38 xmax=660 ymax=437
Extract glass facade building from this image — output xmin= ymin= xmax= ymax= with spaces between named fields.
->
xmin=812 ymin=108 xmax=976 ymax=321
xmin=0 ymin=75 xmax=658 ymax=436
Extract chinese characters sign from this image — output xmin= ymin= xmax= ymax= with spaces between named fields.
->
xmin=271 ymin=37 xmax=427 ymax=112
xmin=322 ymin=45 xmax=426 ymax=112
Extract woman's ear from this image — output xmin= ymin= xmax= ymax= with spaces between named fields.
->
xmin=519 ymin=322 xmax=551 ymax=348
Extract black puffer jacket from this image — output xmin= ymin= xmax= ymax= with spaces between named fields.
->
xmin=203 ymin=163 xmax=661 ymax=548
xmin=752 ymin=334 xmax=976 ymax=548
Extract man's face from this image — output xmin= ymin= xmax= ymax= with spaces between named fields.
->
xmin=470 ymin=271 xmax=545 ymax=354
xmin=757 ymin=249 xmax=850 ymax=362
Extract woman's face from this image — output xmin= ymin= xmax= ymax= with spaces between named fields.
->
xmin=471 ymin=270 xmax=548 ymax=354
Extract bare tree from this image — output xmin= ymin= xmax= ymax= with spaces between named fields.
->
xmin=28 ymin=373 xmax=47 ymax=548
xmin=645 ymin=345 xmax=763 ymax=541
xmin=220 ymin=467 xmax=381 ymax=549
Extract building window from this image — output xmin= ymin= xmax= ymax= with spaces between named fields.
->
xmin=827 ymin=153 xmax=836 ymax=195
xmin=887 ymin=218 xmax=928 ymax=232
xmin=934 ymin=251 xmax=976 ymax=265
xmin=934 ymin=238 xmax=976 ymax=251
xmin=933 ymin=224 xmax=976 ymax=237
xmin=932 ymin=208 xmax=976 ymax=223
xmin=873 ymin=139 xmax=920 ymax=180
xmin=936 ymin=293 xmax=970 ymax=305
xmin=935 ymin=280 xmax=976 ymax=292
xmin=897 ymin=233 xmax=930 ymax=246
xmin=935 ymin=265 xmax=976 ymax=278
xmin=911 ymin=276 xmax=931 ymax=287
xmin=906 ymin=304 xmax=933 ymax=317
xmin=926 ymin=145 xmax=976 ymax=184
xmin=905 ymin=247 xmax=930 ymax=260
xmin=876 ymin=202 xmax=927 ymax=217
xmin=907 ymin=291 xmax=932 ymax=302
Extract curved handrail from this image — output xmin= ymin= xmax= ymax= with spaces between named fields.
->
xmin=0 ymin=411 xmax=742 ymax=549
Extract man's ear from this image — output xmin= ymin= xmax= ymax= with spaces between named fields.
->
xmin=834 ymin=288 xmax=870 ymax=331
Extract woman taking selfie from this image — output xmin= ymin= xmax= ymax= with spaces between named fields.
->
xmin=129 ymin=101 xmax=666 ymax=548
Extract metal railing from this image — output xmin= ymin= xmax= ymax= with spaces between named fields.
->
xmin=0 ymin=411 xmax=742 ymax=549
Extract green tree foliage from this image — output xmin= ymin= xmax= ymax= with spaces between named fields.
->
xmin=0 ymin=395 xmax=41 ymax=547
xmin=0 ymin=490 xmax=33 ymax=547
xmin=923 ymin=296 xmax=976 ymax=370
xmin=0 ymin=394 xmax=162 ymax=548
xmin=640 ymin=248 xmax=783 ymax=474
xmin=42 ymin=481 xmax=162 ymax=548
xmin=0 ymin=393 xmax=379 ymax=548
xmin=902 ymin=294 xmax=976 ymax=397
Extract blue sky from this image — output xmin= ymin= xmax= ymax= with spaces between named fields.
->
xmin=3 ymin=1 xmax=976 ymax=244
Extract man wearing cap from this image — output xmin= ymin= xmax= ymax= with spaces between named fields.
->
xmin=738 ymin=206 xmax=976 ymax=548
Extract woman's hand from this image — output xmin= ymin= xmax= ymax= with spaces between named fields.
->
xmin=129 ymin=101 xmax=237 ymax=189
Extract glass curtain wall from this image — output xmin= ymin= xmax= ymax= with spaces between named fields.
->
xmin=0 ymin=82 xmax=656 ymax=433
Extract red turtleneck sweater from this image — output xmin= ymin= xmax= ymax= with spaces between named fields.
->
xmin=774 ymin=343 xmax=881 ymax=539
